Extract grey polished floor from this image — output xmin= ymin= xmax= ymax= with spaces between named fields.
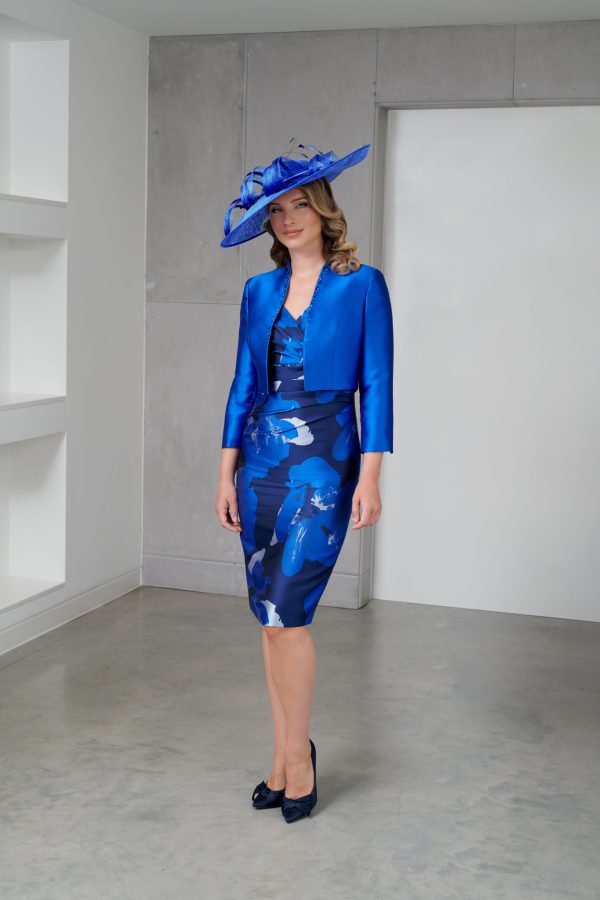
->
xmin=1 ymin=587 xmax=599 ymax=900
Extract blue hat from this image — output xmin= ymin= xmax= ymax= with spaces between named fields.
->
xmin=221 ymin=139 xmax=371 ymax=248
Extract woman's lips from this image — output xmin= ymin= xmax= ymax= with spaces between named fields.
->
xmin=284 ymin=229 xmax=302 ymax=236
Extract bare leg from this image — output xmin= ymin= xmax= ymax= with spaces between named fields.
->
xmin=261 ymin=627 xmax=287 ymax=790
xmin=263 ymin=625 xmax=316 ymax=799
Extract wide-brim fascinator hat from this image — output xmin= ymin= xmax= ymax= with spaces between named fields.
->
xmin=221 ymin=138 xmax=371 ymax=248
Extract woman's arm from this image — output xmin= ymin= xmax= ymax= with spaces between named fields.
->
xmin=217 ymin=279 xmax=257 ymax=533
xmin=352 ymin=268 xmax=394 ymax=529
xmin=357 ymin=267 xmax=394 ymax=454
xmin=215 ymin=447 xmax=242 ymax=533
xmin=351 ymin=451 xmax=383 ymax=529
xmin=221 ymin=278 xmax=258 ymax=449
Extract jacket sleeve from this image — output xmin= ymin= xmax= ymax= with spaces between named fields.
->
xmin=358 ymin=267 xmax=394 ymax=453
xmin=221 ymin=278 xmax=258 ymax=448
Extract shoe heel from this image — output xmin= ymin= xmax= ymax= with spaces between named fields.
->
xmin=281 ymin=738 xmax=317 ymax=823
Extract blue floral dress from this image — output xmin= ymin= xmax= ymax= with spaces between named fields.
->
xmin=236 ymin=300 xmax=361 ymax=627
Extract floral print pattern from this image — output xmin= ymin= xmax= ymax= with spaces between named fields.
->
xmin=236 ymin=302 xmax=361 ymax=626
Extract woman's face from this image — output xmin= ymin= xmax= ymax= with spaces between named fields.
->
xmin=267 ymin=189 xmax=322 ymax=251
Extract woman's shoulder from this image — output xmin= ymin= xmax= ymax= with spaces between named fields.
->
xmin=329 ymin=261 xmax=386 ymax=286
xmin=246 ymin=266 xmax=285 ymax=288
xmin=330 ymin=262 xmax=386 ymax=294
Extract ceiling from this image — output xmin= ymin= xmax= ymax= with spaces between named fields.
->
xmin=71 ymin=0 xmax=600 ymax=37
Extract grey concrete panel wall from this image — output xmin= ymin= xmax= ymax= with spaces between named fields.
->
xmin=147 ymin=35 xmax=246 ymax=305
xmin=376 ymin=25 xmax=516 ymax=103
xmin=144 ymin=300 xmax=246 ymax=567
xmin=515 ymin=21 xmax=600 ymax=101
xmin=143 ymin=21 xmax=600 ymax=609
xmin=144 ymin=34 xmax=250 ymax=599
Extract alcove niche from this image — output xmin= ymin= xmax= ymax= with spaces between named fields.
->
xmin=0 ymin=13 xmax=69 ymax=611
xmin=0 ymin=433 xmax=66 ymax=610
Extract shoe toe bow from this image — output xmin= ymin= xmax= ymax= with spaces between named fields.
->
xmin=252 ymin=779 xmax=285 ymax=808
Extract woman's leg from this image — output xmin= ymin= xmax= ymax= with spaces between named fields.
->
xmin=263 ymin=625 xmax=316 ymax=799
xmin=261 ymin=626 xmax=288 ymax=790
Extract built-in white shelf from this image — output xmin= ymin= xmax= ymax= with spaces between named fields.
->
xmin=0 ymin=576 xmax=65 ymax=612
xmin=0 ymin=13 xmax=69 ymax=613
xmin=0 ymin=393 xmax=66 ymax=412
xmin=0 ymin=397 xmax=66 ymax=447
xmin=0 ymin=194 xmax=68 ymax=239
xmin=0 ymin=193 xmax=66 ymax=205
xmin=0 ymin=233 xmax=67 ymax=400
xmin=0 ymin=432 xmax=66 ymax=612
xmin=0 ymin=14 xmax=69 ymax=203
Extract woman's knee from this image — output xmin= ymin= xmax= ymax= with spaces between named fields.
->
xmin=263 ymin=624 xmax=306 ymax=642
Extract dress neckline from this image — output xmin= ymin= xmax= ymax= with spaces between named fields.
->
xmin=280 ymin=303 xmax=308 ymax=326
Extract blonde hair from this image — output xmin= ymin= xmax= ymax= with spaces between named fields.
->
xmin=262 ymin=178 xmax=362 ymax=275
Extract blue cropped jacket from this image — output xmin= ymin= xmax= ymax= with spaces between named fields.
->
xmin=222 ymin=259 xmax=394 ymax=453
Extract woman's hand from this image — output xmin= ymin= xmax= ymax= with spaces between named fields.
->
xmin=351 ymin=473 xmax=382 ymax=529
xmin=215 ymin=476 xmax=243 ymax=533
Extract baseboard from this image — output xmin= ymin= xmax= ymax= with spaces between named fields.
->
xmin=0 ymin=569 xmax=141 ymax=657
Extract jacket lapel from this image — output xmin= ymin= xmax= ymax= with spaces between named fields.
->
xmin=248 ymin=263 xmax=292 ymax=393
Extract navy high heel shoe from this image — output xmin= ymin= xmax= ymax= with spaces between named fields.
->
xmin=281 ymin=738 xmax=317 ymax=823
xmin=252 ymin=777 xmax=285 ymax=809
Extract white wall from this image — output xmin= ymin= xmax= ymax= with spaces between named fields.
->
xmin=377 ymin=106 xmax=600 ymax=623
xmin=0 ymin=0 xmax=148 ymax=652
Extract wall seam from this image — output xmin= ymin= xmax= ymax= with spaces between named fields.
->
xmin=513 ymin=23 xmax=518 ymax=101
xmin=240 ymin=32 xmax=249 ymax=293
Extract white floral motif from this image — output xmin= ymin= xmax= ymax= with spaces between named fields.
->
xmin=280 ymin=416 xmax=314 ymax=446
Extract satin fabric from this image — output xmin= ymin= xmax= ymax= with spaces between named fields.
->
xmin=222 ymin=260 xmax=394 ymax=453
xmin=236 ymin=301 xmax=360 ymax=626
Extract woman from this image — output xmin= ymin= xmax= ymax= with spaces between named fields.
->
xmin=214 ymin=140 xmax=394 ymax=823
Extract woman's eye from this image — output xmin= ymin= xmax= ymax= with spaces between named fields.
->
xmin=270 ymin=202 xmax=306 ymax=213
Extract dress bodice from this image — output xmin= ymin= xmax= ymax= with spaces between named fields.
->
xmin=268 ymin=303 xmax=308 ymax=391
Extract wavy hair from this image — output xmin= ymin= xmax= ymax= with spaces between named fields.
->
xmin=262 ymin=178 xmax=362 ymax=275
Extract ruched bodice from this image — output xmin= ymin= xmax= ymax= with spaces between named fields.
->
xmin=268 ymin=303 xmax=308 ymax=392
